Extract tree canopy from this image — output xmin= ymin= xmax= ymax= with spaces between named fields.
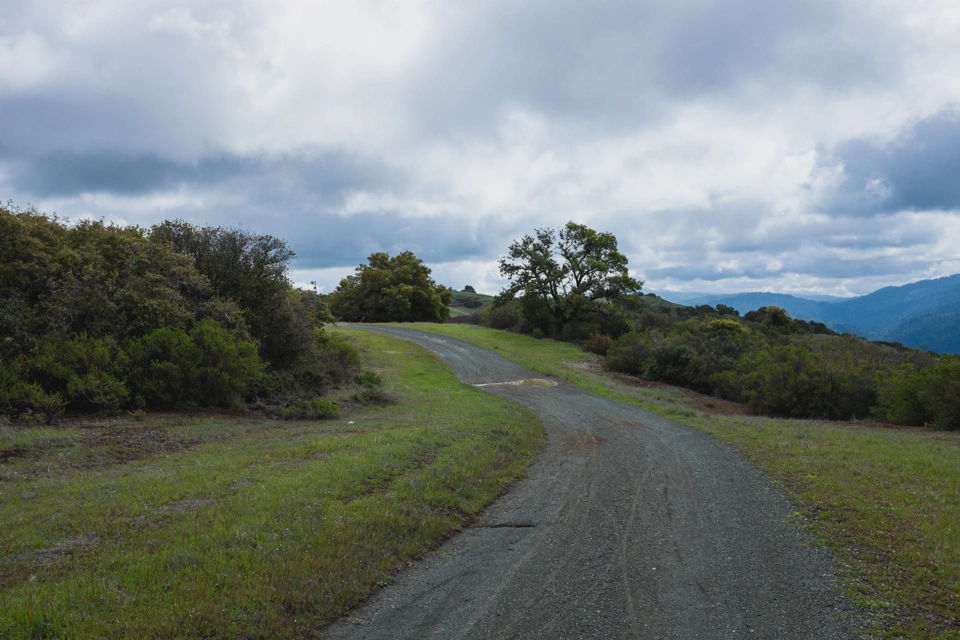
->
xmin=148 ymin=220 xmax=316 ymax=369
xmin=497 ymin=222 xmax=642 ymax=336
xmin=329 ymin=251 xmax=453 ymax=323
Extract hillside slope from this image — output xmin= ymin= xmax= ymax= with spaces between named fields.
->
xmin=448 ymin=288 xmax=495 ymax=317
xmin=661 ymin=274 xmax=960 ymax=354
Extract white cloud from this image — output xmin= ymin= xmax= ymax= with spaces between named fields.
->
xmin=3 ymin=0 xmax=960 ymax=297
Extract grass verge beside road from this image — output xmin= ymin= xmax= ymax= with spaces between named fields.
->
xmin=408 ymin=323 xmax=960 ymax=638
xmin=0 ymin=329 xmax=542 ymax=639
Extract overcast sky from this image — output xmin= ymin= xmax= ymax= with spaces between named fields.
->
xmin=3 ymin=0 xmax=960 ymax=297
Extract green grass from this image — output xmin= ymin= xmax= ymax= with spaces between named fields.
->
xmin=0 ymin=329 xmax=542 ymax=638
xmin=407 ymin=323 xmax=960 ymax=638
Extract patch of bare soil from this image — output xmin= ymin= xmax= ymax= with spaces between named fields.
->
xmin=84 ymin=424 xmax=201 ymax=463
xmin=0 ymin=445 xmax=29 ymax=463
xmin=1 ymin=420 xmax=207 ymax=479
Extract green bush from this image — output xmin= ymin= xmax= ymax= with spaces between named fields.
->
xmin=920 ymin=355 xmax=960 ymax=430
xmin=31 ymin=334 xmax=129 ymax=412
xmin=738 ymin=346 xmax=829 ymax=418
xmin=581 ymin=333 xmax=614 ymax=356
xmin=0 ymin=206 xmax=363 ymax=418
xmin=329 ymin=251 xmax=453 ymax=322
xmin=877 ymin=355 xmax=960 ymax=430
xmin=874 ymin=365 xmax=928 ymax=426
xmin=481 ymin=300 xmax=523 ymax=331
xmin=646 ymin=338 xmax=694 ymax=386
xmin=351 ymin=388 xmax=398 ymax=406
xmin=317 ymin=335 xmax=362 ymax=385
xmin=605 ymin=332 xmax=651 ymax=376
xmin=737 ymin=345 xmax=876 ymax=420
xmin=189 ymin=318 xmax=264 ymax=406
xmin=66 ymin=369 xmax=129 ymax=414
xmin=125 ymin=327 xmax=204 ymax=408
xmin=355 ymin=370 xmax=383 ymax=388
xmin=125 ymin=320 xmax=262 ymax=409
xmin=2 ymin=381 xmax=65 ymax=421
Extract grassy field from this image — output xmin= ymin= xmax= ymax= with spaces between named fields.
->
xmin=0 ymin=329 xmax=542 ymax=638
xmin=408 ymin=323 xmax=960 ymax=638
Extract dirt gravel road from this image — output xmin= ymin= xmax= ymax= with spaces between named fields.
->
xmin=324 ymin=326 xmax=858 ymax=639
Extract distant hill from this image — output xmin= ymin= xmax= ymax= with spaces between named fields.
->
xmin=447 ymin=289 xmax=681 ymax=317
xmin=448 ymin=288 xmax=495 ymax=317
xmin=679 ymin=292 xmax=830 ymax=319
xmin=650 ymin=290 xmax=714 ymax=304
xmin=656 ymin=290 xmax=847 ymax=304
xmin=664 ymin=274 xmax=960 ymax=355
xmin=636 ymin=292 xmax=686 ymax=310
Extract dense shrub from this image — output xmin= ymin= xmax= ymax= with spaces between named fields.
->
xmin=124 ymin=320 xmax=263 ymax=409
xmin=875 ymin=355 xmax=960 ymax=429
xmin=245 ymin=331 xmax=360 ymax=404
xmin=481 ymin=300 xmax=524 ymax=331
xmin=0 ymin=374 xmax=66 ymax=421
xmin=581 ymin=333 xmax=614 ymax=356
xmin=922 ymin=355 xmax=960 ymax=430
xmin=602 ymin=303 xmax=949 ymax=424
xmin=0 ymin=205 xmax=357 ymax=420
xmin=1 ymin=207 xmax=211 ymax=353
xmin=149 ymin=220 xmax=299 ymax=365
xmin=351 ymin=388 xmax=398 ymax=406
xmin=355 ymin=370 xmax=383 ymax=388
xmin=874 ymin=365 xmax=929 ymax=426
xmin=737 ymin=346 xmax=875 ymax=420
xmin=605 ymin=332 xmax=649 ymax=376
xmin=31 ymin=334 xmax=130 ymax=412
xmin=605 ymin=318 xmax=752 ymax=394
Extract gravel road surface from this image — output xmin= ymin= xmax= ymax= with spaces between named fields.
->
xmin=324 ymin=326 xmax=858 ymax=639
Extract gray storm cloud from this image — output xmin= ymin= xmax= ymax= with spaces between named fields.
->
xmin=2 ymin=0 xmax=959 ymax=296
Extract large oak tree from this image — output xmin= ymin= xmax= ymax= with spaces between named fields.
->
xmin=497 ymin=222 xmax=642 ymax=335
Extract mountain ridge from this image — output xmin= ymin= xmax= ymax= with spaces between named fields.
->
xmin=656 ymin=274 xmax=960 ymax=355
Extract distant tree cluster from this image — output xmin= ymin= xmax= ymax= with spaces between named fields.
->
xmin=329 ymin=251 xmax=453 ymax=323
xmin=0 ymin=205 xmax=358 ymax=421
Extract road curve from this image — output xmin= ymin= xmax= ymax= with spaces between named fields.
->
xmin=324 ymin=326 xmax=857 ymax=639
